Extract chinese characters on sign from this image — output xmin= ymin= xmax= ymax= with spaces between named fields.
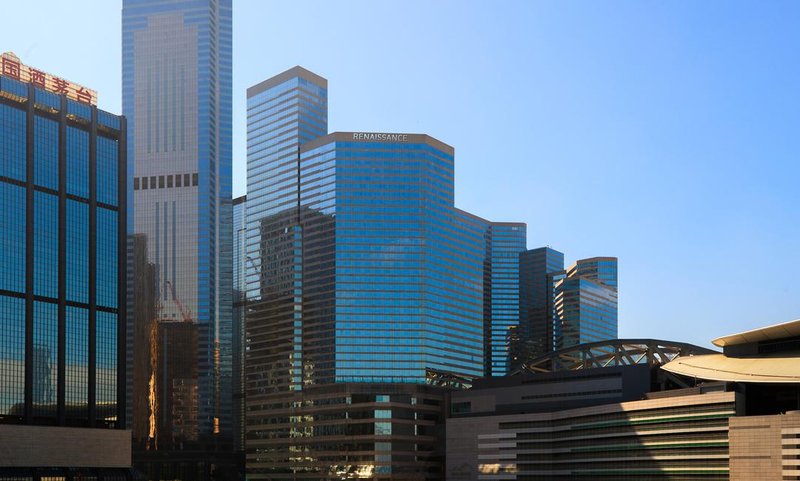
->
xmin=1 ymin=52 xmax=97 ymax=106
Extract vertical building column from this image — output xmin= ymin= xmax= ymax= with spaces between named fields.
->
xmin=88 ymin=107 xmax=98 ymax=426
xmin=23 ymin=83 xmax=35 ymax=423
xmin=57 ymin=95 xmax=67 ymax=426
xmin=117 ymin=116 xmax=127 ymax=430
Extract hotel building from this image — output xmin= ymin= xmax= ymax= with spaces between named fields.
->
xmin=244 ymin=66 xmax=527 ymax=479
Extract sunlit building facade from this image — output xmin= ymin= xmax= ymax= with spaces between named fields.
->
xmin=122 ymin=0 xmax=234 ymax=479
xmin=484 ymin=223 xmax=527 ymax=377
xmin=244 ymin=67 xmax=520 ymax=479
xmin=554 ymin=257 xmax=618 ymax=350
xmin=0 ymin=64 xmax=131 ymax=477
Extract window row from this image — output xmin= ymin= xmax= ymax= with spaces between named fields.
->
xmin=133 ymin=172 xmax=198 ymax=190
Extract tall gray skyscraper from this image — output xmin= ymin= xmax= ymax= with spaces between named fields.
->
xmin=122 ymin=0 xmax=234 ymax=479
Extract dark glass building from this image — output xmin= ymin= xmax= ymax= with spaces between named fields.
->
xmin=511 ymin=247 xmax=565 ymax=366
xmin=122 ymin=0 xmax=235 ymax=479
xmin=554 ymin=257 xmax=618 ymax=350
xmin=0 ymin=60 xmax=130 ymax=478
xmin=232 ymin=194 xmax=246 ymax=455
xmin=244 ymin=67 xmax=525 ymax=480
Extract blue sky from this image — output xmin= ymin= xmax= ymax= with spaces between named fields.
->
xmin=2 ymin=1 xmax=799 ymax=347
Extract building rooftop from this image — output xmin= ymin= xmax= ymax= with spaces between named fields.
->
xmin=247 ymin=65 xmax=327 ymax=98
xmin=711 ymin=318 xmax=800 ymax=348
xmin=662 ymin=352 xmax=800 ymax=383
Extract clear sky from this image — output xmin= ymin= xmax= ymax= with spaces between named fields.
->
xmin=2 ymin=1 xmax=799 ymax=348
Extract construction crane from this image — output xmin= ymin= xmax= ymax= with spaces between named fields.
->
xmin=165 ymin=280 xmax=192 ymax=323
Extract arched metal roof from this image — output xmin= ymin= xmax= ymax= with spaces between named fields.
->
xmin=510 ymin=339 xmax=718 ymax=375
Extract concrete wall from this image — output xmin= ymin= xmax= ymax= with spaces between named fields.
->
xmin=730 ymin=413 xmax=800 ymax=481
xmin=0 ymin=425 xmax=131 ymax=467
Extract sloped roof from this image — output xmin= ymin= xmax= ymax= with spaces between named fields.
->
xmin=662 ymin=353 xmax=800 ymax=383
xmin=712 ymin=318 xmax=800 ymax=347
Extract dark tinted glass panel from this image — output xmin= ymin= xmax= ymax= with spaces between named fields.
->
xmin=0 ymin=182 xmax=26 ymax=293
xmin=34 ymin=116 xmax=59 ymax=190
xmin=65 ymin=306 xmax=88 ymax=419
xmin=66 ymin=127 xmax=89 ymax=198
xmin=0 ymin=295 xmax=25 ymax=416
xmin=66 ymin=200 xmax=88 ymax=303
xmin=0 ymin=104 xmax=26 ymax=182
xmin=34 ymin=192 xmax=58 ymax=298
xmin=32 ymin=301 xmax=58 ymax=419
xmin=97 ymin=136 xmax=118 ymax=206
xmin=97 ymin=208 xmax=118 ymax=309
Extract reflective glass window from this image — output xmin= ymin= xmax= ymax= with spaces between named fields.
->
xmin=66 ymin=127 xmax=89 ymax=198
xmin=34 ymin=192 xmax=58 ymax=298
xmin=0 ymin=104 xmax=26 ymax=182
xmin=96 ymin=208 xmax=118 ymax=308
xmin=96 ymin=311 xmax=117 ymax=418
xmin=97 ymin=136 xmax=118 ymax=206
xmin=66 ymin=200 xmax=88 ymax=303
xmin=34 ymin=116 xmax=59 ymax=190
xmin=0 ymin=182 xmax=26 ymax=293
xmin=32 ymin=301 xmax=57 ymax=418
xmin=65 ymin=306 xmax=88 ymax=419
xmin=0 ymin=295 xmax=25 ymax=416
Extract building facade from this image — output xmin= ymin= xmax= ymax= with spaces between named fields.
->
xmin=450 ymin=318 xmax=800 ymax=481
xmin=554 ymin=257 xmax=618 ymax=350
xmin=232 ymin=194 xmax=246 ymax=454
xmin=484 ymin=223 xmax=527 ymax=377
xmin=0 ymin=60 xmax=131 ymax=478
xmin=244 ymin=66 xmax=528 ymax=479
xmin=122 ymin=0 xmax=234 ymax=478
xmin=512 ymin=246 xmax=565 ymax=369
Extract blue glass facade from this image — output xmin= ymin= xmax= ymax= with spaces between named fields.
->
xmin=0 ymin=73 xmax=126 ymax=428
xmin=298 ymin=135 xmax=487 ymax=383
xmin=245 ymin=67 xmax=329 ymax=396
xmin=244 ymin=67 xmax=527 ymax=479
xmin=554 ymin=257 xmax=619 ymax=350
xmin=515 ymin=247 xmax=565 ymax=364
xmin=122 ymin=0 xmax=234 ymax=470
xmin=484 ymin=223 xmax=527 ymax=377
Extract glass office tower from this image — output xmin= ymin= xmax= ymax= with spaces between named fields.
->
xmin=232 ymin=195 xmax=245 ymax=454
xmin=298 ymin=132 xmax=487 ymax=384
xmin=513 ymin=247 xmax=565 ymax=366
xmin=554 ymin=257 xmax=618 ymax=350
xmin=245 ymin=67 xmax=502 ymax=479
xmin=484 ymin=223 xmax=527 ymax=377
xmin=0 ymin=67 xmax=130 ymax=477
xmin=122 ymin=0 xmax=234 ymax=479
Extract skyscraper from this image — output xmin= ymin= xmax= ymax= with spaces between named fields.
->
xmin=232 ymin=194 xmax=246 ymax=455
xmin=122 ymin=0 xmax=234 ymax=479
xmin=484 ymin=223 xmax=527 ymax=377
xmin=554 ymin=257 xmax=618 ymax=350
xmin=244 ymin=67 xmax=514 ymax=479
xmin=0 ymin=55 xmax=130 ymax=477
xmin=513 ymin=247 xmax=565 ymax=366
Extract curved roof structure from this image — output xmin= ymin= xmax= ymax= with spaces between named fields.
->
xmin=662 ymin=318 xmax=800 ymax=383
xmin=511 ymin=339 xmax=717 ymax=374
xmin=662 ymin=353 xmax=800 ymax=383
xmin=712 ymin=318 xmax=800 ymax=347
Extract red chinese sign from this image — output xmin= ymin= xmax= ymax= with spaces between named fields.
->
xmin=1 ymin=52 xmax=97 ymax=106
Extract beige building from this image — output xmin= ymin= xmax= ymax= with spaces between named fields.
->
xmin=448 ymin=322 xmax=800 ymax=481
